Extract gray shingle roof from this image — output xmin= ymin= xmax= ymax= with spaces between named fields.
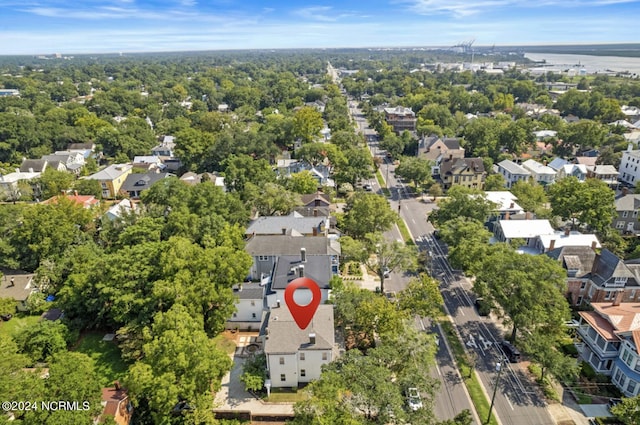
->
xmin=246 ymin=213 xmax=329 ymax=236
xmin=232 ymin=282 xmax=265 ymax=300
xmin=592 ymin=249 xmax=634 ymax=285
xmin=264 ymin=304 xmax=335 ymax=354
xmin=245 ymin=235 xmax=340 ymax=257
xmin=498 ymin=160 xmax=530 ymax=176
xmin=120 ymin=173 xmax=170 ymax=193
xmin=271 ymin=255 xmax=333 ymax=291
xmin=546 ymin=246 xmax=597 ymax=278
xmin=615 ymin=194 xmax=640 ymax=212
xmin=440 ymin=157 xmax=485 ymax=175
xmin=19 ymin=159 xmax=47 ymax=173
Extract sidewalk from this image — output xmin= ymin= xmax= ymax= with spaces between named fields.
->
xmin=214 ymin=332 xmax=294 ymax=416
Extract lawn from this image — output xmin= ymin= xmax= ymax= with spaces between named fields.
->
xmin=73 ymin=332 xmax=128 ymax=387
xmin=213 ymin=332 xmax=238 ymax=355
xmin=0 ymin=314 xmax=40 ymax=339
xmin=265 ymin=387 xmax=310 ymax=403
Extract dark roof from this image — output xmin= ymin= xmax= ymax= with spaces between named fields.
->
xmin=293 ymin=206 xmax=332 ymax=218
xmin=546 ymin=246 xmax=597 ymax=278
xmin=19 ymin=159 xmax=47 ymax=173
xmin=121 ymin=173 xmax=170 ymax=193
xmin=263 ymin=305 xmax=335 ymax=354
xmin=245 ymin=235 xmax=340 ymax=257
xmin=68 ymin=143 xmax=94 ymax=150
xmin=440 ymin=157 xmax=485 ymax=176
xmin=40 ymin=308 xmax=64 ymax=321
xmin=592 ymin=249 xmax=634 ymax=285
xmin=300 ymin=191 xmax=330 ymax=207
xmin=232 ymin=282 xmax=265 ymax=300
xmin=270 ymin=255 xmax=333 ymax=291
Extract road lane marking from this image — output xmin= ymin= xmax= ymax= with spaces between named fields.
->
xmin=505 ymin=394 xmax=514 ymax=410
xmin=412 ymin=218 xmax=416 ymax=224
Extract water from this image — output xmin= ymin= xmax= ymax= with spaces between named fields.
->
xmin=524 ymin=52 xmax=640 ymax=76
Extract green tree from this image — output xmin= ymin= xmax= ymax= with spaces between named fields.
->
xmin=292 ymin=106 xmax=324 ymax=144
xmin=394 ymin=156 xmax=433 ymax=190
xmin=251 ymin=182 xmax=301 ymax=216
xmin=126 ymin=305 xmax=232 ymax=423
xmin=341 ymin=193 xmax=397 ymax=239
xmin=511 ymin=179 xmax=549 ymax=214
xmin=240 ymin=353 xmax=267 ymax=393
xmin=429 ymin=186 xmax=496 ymax=227
xmin=428 ymin=182 xmax=443 ymax=201
xmin=611 ymin=395 xmax=640 ymax=425
xmin=0 ymin=297 xmax=15 ymax=317
xmin=222 ymin=154 xmax=275 ymax=194
xmin=288 ymin=170 xmax=319 ymax=194
xmin=548 ymin=177 xmax=615 ymax=232
xmin=37 ymin=168 xmax=75 ymax=200
xmin=73 ymin=178 xmax=102 ymax=199
xmin=484 ymin=174 xmax=506 ymax=191
xmin=521 ymin=329 xmax=578 ymax=383
xmin=14 ymin=320 xmax=73 ymax=363
xmin=397 ymin=274 xmax=443 ymax=319
xmin=439 ymin=217 xmax=492 ymax=275
xmin=475 ymin=243 xmax=570 ymax=342
xmin=363 ymin=233 xmax=417 ymax=294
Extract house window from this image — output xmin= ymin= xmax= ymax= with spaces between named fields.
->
xmin=580 ymin=281 xmax=587 ymax=290
xmin=632 ymin=289 xmax=637 ymax=299
xmin=628 ymin=379 xmax=637 ymax=394
xmin=322 ymin=353 xmax=328 ymax=361
xmin=300 ymin=369 xmax=306 ymax=377
xmin=232 ymin=313 xmax=237 ymax=318
xmin=615 ymin=368 xmax=623 ymax=384
xmin=617 ymin=221 xmax=625 ymax=229
xmin=258 ymin=255 xmax=269 ymax=261
xmin=251 ymin=313 xmax=256 ymax=319
xmin=615 ymin=277 xmax=628 ymax=285
xmin=279 ymin=357 xmax=284 ymax=365
xmin=634 ymin=210 xmax=639 ymax=218
xmin=251 ymin=301 xmax=255 ymax=306
xmin=280 ymin=374 xmax=286 ymax=382
xmin=300 ymin=353 xmax=305 ymax=361
xmin=623 ymin=211 xmax=629 ymax=218
xmin=577 ymin=296 xmax=583 ymax=305
xmin=605 ymin=291 xmax=614 ymax=300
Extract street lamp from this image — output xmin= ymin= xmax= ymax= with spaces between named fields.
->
xmin=486 ymin=362 xmax=502 ymax=425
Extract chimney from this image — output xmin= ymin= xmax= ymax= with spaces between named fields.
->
xmin=309 ymin=333 xmax=316 ymax=344
xmin=564 ymin=228 xmax=570 ymax=236
xmin=623 ymin=187 xmax=629 ymax=196
xmin=592 ymin=241 xmax=598 ymax=250
xmin=9 ymin=277 xmax=15 ymax=287
xmin=312 ymin=227 xmax=318 ymax=236
xmin=298 ymin=265 xmax=305 ymax=277
xmin=505 ymin=212 xmax=510 ymax=220
xmin=74 ymin=190 xmax=78 ymax=196
xmin=276 ymin=300 xmax=281 ymax=308
xmin=549 ymin=239 xmax=556 ymax=251
xmin=313 ymin=208 xmax=318 ymax=217
xmin=509 ymin=202 xmax=514 ymax=209
xmin=628 ymin=143 xmax=634 ymax=152
xmin=301 ymin=247 xmax=307 ymax=263
xmin=449 ymin=154 xmax=453 ymax=160
xmin=114 ymin=381 xmax=121 ymax=391
xmin=281 ymin=227 xmax=287 ymax=235
xmin=613 ymin=290 xmax=624 ymax=307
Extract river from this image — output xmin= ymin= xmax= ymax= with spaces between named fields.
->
xmin=524 ymin=52 xmax=640 ymax=76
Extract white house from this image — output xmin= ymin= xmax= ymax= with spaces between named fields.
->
xmin=556 ymin=164 xmax=588 ymax=182
xmin=493 ymin=219 xmax=555 ymax=245
xmin=263 ymin=304 xmax=337 ymax=388
xmin=495 ymin=160 xmax=531 ymax=188
xmin=0 ymin=171 xmax=40 ymax=199
xmin=620 ymin=148 xmax=640 ymax=186
xmin=484 ymin=191 xmax=524 ymax=219
xmin=227 ymin=283 xmax=265 ymax=331
xmin=521 ymin=159 xmax=556 ymax=185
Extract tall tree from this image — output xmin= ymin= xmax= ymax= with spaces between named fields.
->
xmin=341 ymin=193 xmax=398 ymax=239
xmin=438 ymin=217 xmax=492 ymax=275
xmin=394 ymin=156 xmax=433 ymax=190
xmin=548 ymin=177 xmax=615 ymax=232
xmin=510 ymin=179 xmax=549 ymax=215
xmin=292 ymin=106 xmax=324 ymax=144
xmin=429 ymin=186 xmax=496 ymax=227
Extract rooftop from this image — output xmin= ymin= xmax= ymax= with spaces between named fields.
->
xmin=87 ymin=164 xmax=132 ymax=181
xmin=271 ymin=255 xmax=333 ymax=291
xmin=498 ymin=219 xmax=554 ymax=239
xmin=264 ymin=304 xmax=335 ymax=354
xmin=497 ymin=159 xmax=531 ymax=176
xmin=245 ymin=235 xmax=340 ymax=257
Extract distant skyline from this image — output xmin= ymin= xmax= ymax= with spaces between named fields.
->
xmin=0 ymin=0 xmax=639 ymax=55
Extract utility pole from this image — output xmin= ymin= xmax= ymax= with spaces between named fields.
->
xmin=486 ymin=362 xmax=502 ymax=425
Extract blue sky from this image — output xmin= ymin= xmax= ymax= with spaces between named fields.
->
xmin=0 ymin=0 xmax=638 ymax=54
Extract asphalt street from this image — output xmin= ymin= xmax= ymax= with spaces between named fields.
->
xmin=349 ymin=98 xmax=556 ymax=425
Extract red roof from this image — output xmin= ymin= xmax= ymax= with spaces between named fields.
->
xmin=42 ymin=193 xmax=99 ymax=209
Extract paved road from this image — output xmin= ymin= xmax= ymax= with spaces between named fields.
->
xmin=350 ymin=98 xmax=555 ymax=425
xmin=348 ymin=99 xmax=478 ymax=424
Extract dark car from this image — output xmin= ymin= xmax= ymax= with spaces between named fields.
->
xmin=608 ymin=398 xmax=622 ymax=411
xmin=474 ymin=298 xmax=491 ymax=316
xmin=0 ymin=313 xmax=12 ymax=321
xmin=501 ymin=341 xmax=521 ymax=363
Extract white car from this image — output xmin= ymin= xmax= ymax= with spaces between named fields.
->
xmin=406 ymin=387 xmax=422 ymax=411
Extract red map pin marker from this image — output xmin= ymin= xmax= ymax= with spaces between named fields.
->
xmin=284 ymin=277 xmax=322 ymax=330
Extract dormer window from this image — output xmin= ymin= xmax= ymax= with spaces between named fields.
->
xmin=567 ymin=269 xmax=578 ymax=278
xmin=615 ymin=277 xmax=628 ymax=285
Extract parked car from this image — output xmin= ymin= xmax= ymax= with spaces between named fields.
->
xmin=1 ymin=313 xmax=13 ymax=321
xmin=406 ymin=387 xmax=422 ymax=411
xmin=608 ymin=398 xmax=622 ymax=411
xmin=363 ymin=183 xmax=373 ymax=191
xmin=474 ymin=298 xmax=491 ymax=316
xmin=501 ymin=341 xmax=521 ymax=363
xmin=383 ymin=267 xmax=390 ymax=278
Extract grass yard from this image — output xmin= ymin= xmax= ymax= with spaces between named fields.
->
xmin=213 ymin=332 xmax=238 ymax=355
xmin=0 ymin=314 xmax=40 ymax=339
xmin=265 ymin=387 xmax=310 ymax=403
xmin=73 ymin=332 xmax=128 ymax=387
